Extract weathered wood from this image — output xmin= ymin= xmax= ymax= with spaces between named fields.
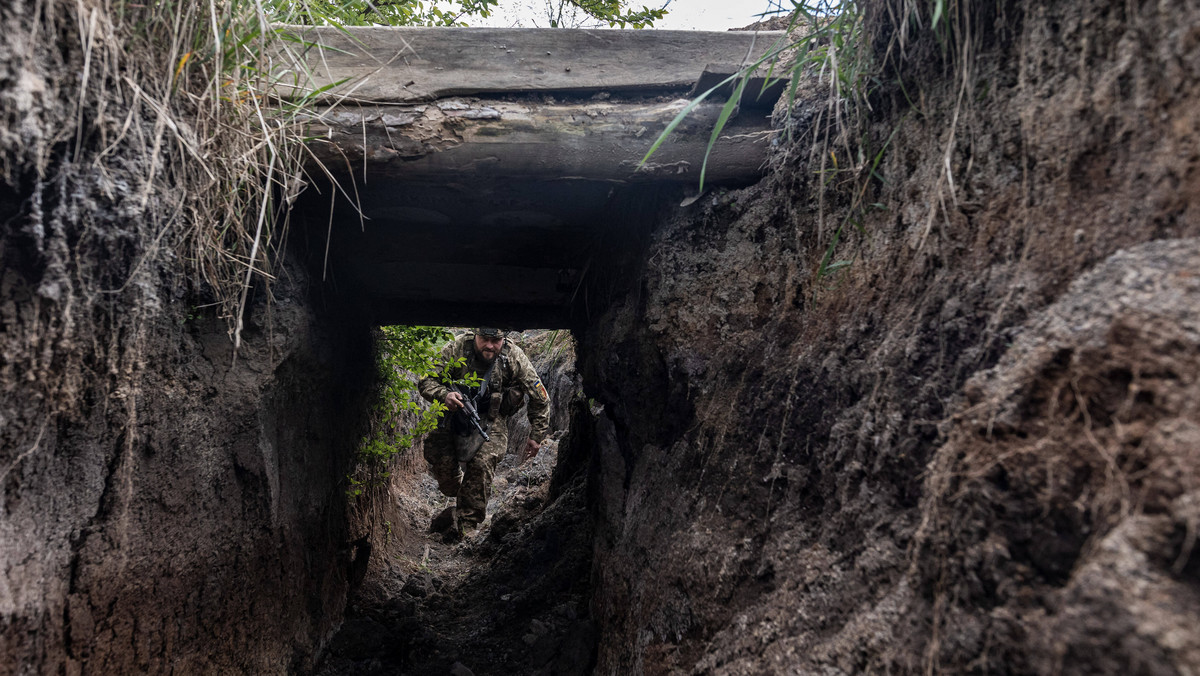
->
xmin=302 ymin=97 xmax=775 ymax=184
xmin=275 ymin=26 xmax=786 ymax=103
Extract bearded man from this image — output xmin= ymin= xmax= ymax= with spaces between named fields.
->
xmin=417 ymin=328 xmax=551 ymax=535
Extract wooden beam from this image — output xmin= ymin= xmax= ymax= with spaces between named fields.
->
xmin=274 ymin=26 xmax=786 ymax=103
xmin=301 ymin=97 xmax=775 ymax=184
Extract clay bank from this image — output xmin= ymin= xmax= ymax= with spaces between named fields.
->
xmin=3 ymin=1 xmax=1200 ymax=675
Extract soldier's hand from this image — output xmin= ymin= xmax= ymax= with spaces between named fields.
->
xmin=444 ymin=391 xmax=464 ymax=412
xmin=521 ymin=439 xmax=541 ymax=463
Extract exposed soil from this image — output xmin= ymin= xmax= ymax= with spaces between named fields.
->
xmin=573 ymin=0 xmax=1200 ymax=673
xmin=319 ymin=440 xmax=595 ymax=676
xmin=1 ymin=2 xmax=377 ymax=671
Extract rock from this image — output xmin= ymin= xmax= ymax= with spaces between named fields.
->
xmin=402 ymin=575 xmax=431 ymax=598
xmin=449 ymin=661 xmax=475 ymax=676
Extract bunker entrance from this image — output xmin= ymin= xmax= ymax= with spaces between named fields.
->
xmin=284 ymin=25 xmax=783 ymax=668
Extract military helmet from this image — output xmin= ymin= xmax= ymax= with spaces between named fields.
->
xmin=475 ymin=327 xmax=505 ymax=338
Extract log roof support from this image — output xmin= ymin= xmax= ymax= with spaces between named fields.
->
xmin=281 ymin=26 xmax=792 ymax=327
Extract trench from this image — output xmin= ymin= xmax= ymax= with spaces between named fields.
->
xmin=280 ymin=109 xmax=693 ymax=667
xmin=315 ymin=327 xmax=599 ymax=676
xmin=5 ymin=1 xmax=1200 ymax=674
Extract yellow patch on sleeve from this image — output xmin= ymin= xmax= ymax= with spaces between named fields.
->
xmin=535 ymin=380 xmax=549 ymax=401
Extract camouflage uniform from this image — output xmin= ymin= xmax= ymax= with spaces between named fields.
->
xmin=418 ymin=332 xmax=551 ymax=528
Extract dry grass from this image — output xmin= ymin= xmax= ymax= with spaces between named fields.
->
xmin=724 ymin=1 xmax=988 ymax=290
xmin=126 ymin=2 xmax=318 ymax=350
xmin=53 ymin=1 xmax=360 ymax=351
xmin=0 ymin=0 xmax=368 ymax=480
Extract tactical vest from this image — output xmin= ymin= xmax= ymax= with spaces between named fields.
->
xmin=461 ymin=338 xmax=525 ymax=421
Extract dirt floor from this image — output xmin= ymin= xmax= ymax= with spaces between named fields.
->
xmin=318 ymin=429 xmax=596 ymax=676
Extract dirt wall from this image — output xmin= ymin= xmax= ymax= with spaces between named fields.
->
xmin=0 ymin=1 xmax=376 ymax=672
xmin=0 ymin=195 xmax=375 ymax=672
xmin=575 ymin=0 xmax=1200 ymax=673
xmin=1 ymin=281 xmax=375 ymax=675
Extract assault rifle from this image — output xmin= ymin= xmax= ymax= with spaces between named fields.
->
xmin=456 ymin=388 xmax=491 ymax=442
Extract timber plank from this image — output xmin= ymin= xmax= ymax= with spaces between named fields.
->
xmin=275 ymin=26 xmax=786 ymax=103
xmin=301 ymin=97 xmax=775 ymax=184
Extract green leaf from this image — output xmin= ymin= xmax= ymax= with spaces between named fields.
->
xmin=699 ymin=74 xmax=749 ymax=192
xmin=639 ymin=78 xmax=727 ymax=168
xmin=816 ymin=222 xmax=845 ymax=279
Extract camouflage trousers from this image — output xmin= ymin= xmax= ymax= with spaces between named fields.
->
xmin=422 ymin=424 xmax=510 ymax=527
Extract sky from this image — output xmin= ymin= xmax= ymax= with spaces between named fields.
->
xmin=478 ymin=0 xmax=785 ymax=31
xmin=653 ymin=0 xmax=782 ymax=30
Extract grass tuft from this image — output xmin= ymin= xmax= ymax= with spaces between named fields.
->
xmin=647 ymin=0 xmax=981 ymax=288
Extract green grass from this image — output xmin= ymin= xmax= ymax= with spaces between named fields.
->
xmin=645 ymin=0 xmax=974 ymax=285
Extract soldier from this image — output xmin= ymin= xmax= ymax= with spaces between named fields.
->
xmin=418 ymin=328 xmax=551 ymax=536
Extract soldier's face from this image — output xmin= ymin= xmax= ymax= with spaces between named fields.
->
xmin=475 ymin=334 xmax=504 ymax=362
